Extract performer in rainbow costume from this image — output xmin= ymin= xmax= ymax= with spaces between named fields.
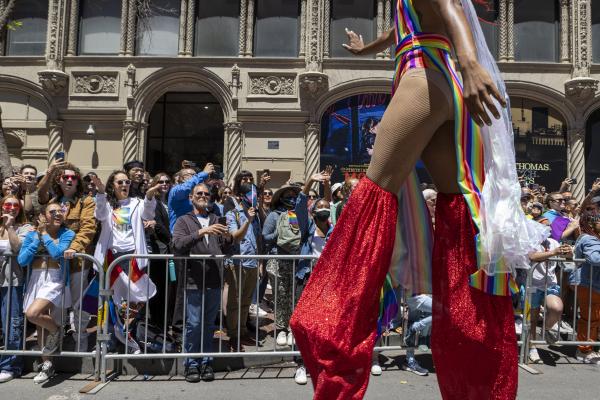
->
xmin=290 ymin=1 xmax=548 ymax=399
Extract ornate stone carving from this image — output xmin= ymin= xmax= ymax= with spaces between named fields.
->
xmin=67 ymin=0 xmax=79 ymax=56
xmin=178 ymin=0 xmax=188 ymax=56
xmin=244 ymin=0 xmax=255 ymax=57
xmin=185 ymin=0 xmax=195 ymax=56
xmin=228 ymin=64 xmax=242 ymax=100
xmin=126 ymin=0 xmax=137 ymax=56
xmin=47 ymin=120 xmax=64 ymax=164
xmin=507 ymin=0 xmax=514 ymax=61
xmin=498 ymin=0 xmax=508 ymax=61
xmin=305 ymin=0 xmax=324 ymax=71
xmin=72 ymin=72 xmax=119 ymax=96
xmin=559 ymin=0 xmax=570 ymax=63
xmin=304 ymin=123 xmax=320 ymax=183
xmin=238 ymin=0 xmax=248 ymax=57
xmin=125 ymin=64 xmax=138 ymax=100
xmin=122 ymin=120 xmax=139 ymax=164
xmin=299 ymin=71 xmax=328 ymax=98
xmin=323 ymin=0 xmax=330 ymax=58
xmin=565 ymin=77 xmax=598 ymax=106
xmin=224 ymin=122 xmax=243 ymax=182
xmin=38 ymin=70 xmax=69 ymax=96
xmin=299 ymin=0 xmax=307 ymax=57
xmin=574 ymin=0 xmax=591 ymax=77
xmin=120 ymin=0 xmax=129 ymax=55
xmin=249 ymin=74 xmax=296 ymax=97
xmin=5 ymin=129 xmax=27 ymax=147
xmin=567 ymin=127 xmax=586 ymax=200
xmin=383 ymin=0 xmax=392 ymax=59
xmin=376 ymin=0 xmax=385 ymax=59
xmin=46 ymin=0 xmax=68 ymax=70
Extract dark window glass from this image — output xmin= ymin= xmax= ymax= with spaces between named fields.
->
xmin=79 ymin=0 xmax=121 ymax=55
xmin=514 ymin=0 xmax=559 ymax=62
xmin=593 ymin=1 xmax=600 ymax=63
xmin=586 ymin=110 xmax=600 ymax=188
xmin=145 ymin=92 xmax=224 ymax=174
xmin=473 ymin=0 xmax=499 ymax=60
xmin=330 ymin=0 xmax=376 ymax=58
xmin=137 ymin=0 xmax=180 ymax=56
xmin=253 ymin=0 xmax=300 ymax=57
xmin=195 ymin=0 xmax=240 ymax=56
xmin=6 ymin=0 xmax=48 ymax=55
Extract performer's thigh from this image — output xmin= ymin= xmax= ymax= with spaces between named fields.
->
xmin=421 ymin=121 xmax=461 ymax=194
xmin=367 ymin=69 xmax=452 ymax=194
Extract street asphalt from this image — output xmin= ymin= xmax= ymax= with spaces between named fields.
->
xmin=1 ymin=348 xmax=599 ymax=400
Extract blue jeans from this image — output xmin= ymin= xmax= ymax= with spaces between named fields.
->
xmin=0 ymin=286 xmax=24 ymax=376
xmin=184 ymin=288 xmax=221 ymax=369
xmin=407 ymin=294 xmax=432 ymax=338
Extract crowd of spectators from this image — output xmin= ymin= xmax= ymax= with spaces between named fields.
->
xmin=1 ymin=158 xmax=600 ymax=386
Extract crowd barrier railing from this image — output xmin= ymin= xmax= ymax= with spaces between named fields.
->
xmin=518 ymin=257 xmax=600 ymax=367
xmin=0 ymin=253 xmax=104 ymax=381
xmin=97 ymin=253 xmax=408 ymax=383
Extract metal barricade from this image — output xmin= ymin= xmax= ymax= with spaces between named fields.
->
xmin=98 ymin=253 xmax=410 ymax=382
xmin=518 ymin=257 xmax=600 ymax=368
xmin=0 ymin=253 xmax=104 ymax=380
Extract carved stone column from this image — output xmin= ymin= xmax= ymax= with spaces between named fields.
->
xmin=178 ymin=0 xmax=188 ymax=56
xmin=376 ymin=0 xmax=385 ymax=59
xmin=299 ymin=0 xmax=307 ymax=57
xmin=560 ymin=0 xmax=570 ymax=63
xmin=125 ymin=0 xmax=137 ymax=56
xmin=323 ymin=0 xmax=330 ymax=58
xmin=47 ymin=120 xmax=64 ymax=164
xmin=122 ymin=120 xmax=140 ymax=164
xmin=225 ymin=122 xmax=244 ymax=182
xmin=67 ymin=0 xmax=79 ymax=56
xmin=507 ymin=0 xmax=514 ymax=61
xmin=119 ymin=0 xmax=129 ymax=55
xmin=383 ymin=0 xmax=392 ymax=59
xmin=39 ymin=0 xmax=69 ymax=95
xmin=498 ymin=0 xmax=508 ymax=61
xmin=184 ymin=0 xmax=195 ymax=56
xmin=573 ymin=0 xmax=592 ymax=77
xmin=238 ymin=0 xmax=248 ymax=57
xmin=567 ymin=128 xmax=586 ymax=200
xmin=305 ymin=0 xmax=324 ymax=71
xmin=244 ymin=0 xmax=255 ymax=57
xmin=304 ymin=123 xmax=320 ymax=182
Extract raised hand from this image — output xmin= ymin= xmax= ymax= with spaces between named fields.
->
xmin=342 ymin=28 xmax=365 ymax=55
xmin=145 ymin=183 xmax=162 ymax=199
xmin=462 ymin=63 xmax=506 ymax=127
xmin=91 ymin=175 xmax=105 ymax=194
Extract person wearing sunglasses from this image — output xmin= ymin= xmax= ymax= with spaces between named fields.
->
xmin=542 ymin=192 xmax=580 ymax=241
xmin=90 ymin=171 xmax=161 ymax=333
xmin=37 ymin=162 xmax=97 ymax=352
xmin=0 ymin=195 xmax=32 ymax=383
xmin=19 ymin=202 xmax=75 ymax=384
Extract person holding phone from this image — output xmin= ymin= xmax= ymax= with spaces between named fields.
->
xmin=171 ymin=182 xmax=232 ymax=383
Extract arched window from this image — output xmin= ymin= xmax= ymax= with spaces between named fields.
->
xmin=253 ymin=0 xmax=300 ymax=57
xmin=586 ymin=110 xmax=600 ymax=189
xmin=195 ymin=0 xmax=240 ymax=56
xmin=6 ymin=0 xmax=48 ymax=56
xmin=473 ymin=0 xmax=499 ymax=59
xmin=511 ymin=97 xmax=567 ymax=189
xmin=329 ymin=0 xmax=376 ymax=58
xmin=593 ymin=0 xmax=600 ymax=63
xmin=514 ymin=0 xmax=559 ymax=62
xmin=137 ymin=0 xmax=181 ymax=56
xmin=78 ymin=0 xmax=121 ymax=55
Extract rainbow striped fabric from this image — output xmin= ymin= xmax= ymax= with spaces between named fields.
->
xmin=393 ymin=0 xmax=514 ymax=296
xmin=377 ymin=274 xmax=399 ymax=337
xmin=287 ymin=211 xmax=299 ymax=229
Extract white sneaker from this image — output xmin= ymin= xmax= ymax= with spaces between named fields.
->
xmin=42 ymin=329 xmax=61 ymax=355
xmin=33 ymin=361 xmax=55 ymax=384
xmin=370 ymin=363 xmax=382 ymax=376
xmin=294 ymin=366 xmax=308 ymax=385
xmin=576 ymin=349 xmax=600 ymax=364
xmin=276 ymin=331 xmax=288 ymax=346
xmin=287 ymin=332 xmax=295 ymax=346
xmin=249 ymin=304 xmax=268 ymax=318
xmin=514 ymin=319 xmax=523 ymax=336
xmin=0 ymin=371 xmax=14 ymax=383
xmin=558 ymin=320 xmax=574 ymax=334
xmin=528 ymin=347 xmax=542 ymax=364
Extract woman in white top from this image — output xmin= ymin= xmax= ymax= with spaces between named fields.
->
xmin=0 ymin=195 xmax=32 ymax=383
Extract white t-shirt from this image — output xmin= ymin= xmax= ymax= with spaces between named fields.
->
xmin=196 ymin=215 xmax=210 ymax=244
xmin=111 ymin=199 xmax=135 ymax=253
xmin=311 ymin=235 xmax=326 ymax=258
xmin=531 ymin=238 xmax=560 ymax=289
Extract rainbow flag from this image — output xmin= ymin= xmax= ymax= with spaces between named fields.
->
xmin=377 ymin=274 xmax=399 ymax=337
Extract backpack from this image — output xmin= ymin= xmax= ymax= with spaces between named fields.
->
xmin=134 ymin=321 xmax=178 ymax=353
xmin=276 ymin=210 xmax=301 ymax=254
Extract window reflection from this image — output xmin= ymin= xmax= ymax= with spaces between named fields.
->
xmin=79 ymin=0 xmax=121 ymax=55
xmin=253 ymin=0 xmax=300 ymax=57
xmin=514 ymin=0 xmax=559 ymax=62
xmin=195 ymin=0 xmax=240 ymax=56
xmin=330 ymin=0 xmax=376 ymax=59
xmin=137 ymin=0 xmax=180 ymax=56
xmin=6 ymin=0 xmax=48 ymax=56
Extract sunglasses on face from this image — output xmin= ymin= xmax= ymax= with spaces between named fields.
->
xmin=224 ymin=191 xmax=232 ymax=195
xmin=2 ymin=203 xmax=20 ymax=210
xmin=194 ymin=191 xmax=210 ymax=197
xmin=158 ymin=179 xmax=170 ymax=184
xmin=48 ymin=209 xmax=63 ymax=217
xmin=308 ymin=195 xmax=318 ymax=199
xmin=61 ymin=174 xmax=78 ymax=182
xmin=116 ymin=179 xmax=131 ymax=186
xmin=263 ymin=191 xmax=273 ymax=196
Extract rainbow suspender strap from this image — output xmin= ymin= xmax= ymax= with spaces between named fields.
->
xmin=394 ymin=0 xmax=516 ymax=297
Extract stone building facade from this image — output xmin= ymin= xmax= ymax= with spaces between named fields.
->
xmin=0 ymin=0 xmax=599 ymax=199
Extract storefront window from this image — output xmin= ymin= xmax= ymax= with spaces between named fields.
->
xmin=79 ymin=0 xmax=121 ymax=55
xmin=511 ymin=97 xmax=567 ymax=189
xmin=253 ymin=0 xmax=300 ymax=57
xmin=329 ymin=0 xmax=376 ymax=59
xmin=514 ymin=0 xmax=559 ymax=62
xmin=6 ymin=0 xmax=48 ymax=56
xmin=473 ymin=0 xmax=499 ymax=60
xmin=137 ymin=0 xmax=180 ymax=56
xmin=195 ymin=0 xmax=240 ymax=56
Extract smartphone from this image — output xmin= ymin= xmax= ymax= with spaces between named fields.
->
xmin=217 ymin=216 xmax=227 ymax=226
xmin=570 ymin=177 xmax=578 ymax=184
xmin=263 ymin=168 xmax=270 ymax=176
xmin=54 ymin=151 xmax=65 ymax=160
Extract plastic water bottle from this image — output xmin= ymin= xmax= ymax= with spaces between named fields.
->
xmin=168 ymin=259 xmax=176 ymax=282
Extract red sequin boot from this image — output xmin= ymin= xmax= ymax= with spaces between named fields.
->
xmin=290 ymin=177 xmax=398 ymax=400
xmin=431 ymin=193 xmax=518 ymax=400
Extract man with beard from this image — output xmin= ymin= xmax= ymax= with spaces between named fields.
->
xmin=172 ymin=183 xmax=232 ymax=383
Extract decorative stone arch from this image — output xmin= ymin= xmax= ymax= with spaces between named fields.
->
xmin=0 ymin=74 xmax=58 ymax=121
xmin=128 ymin=66 xmax=236 ymax=163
